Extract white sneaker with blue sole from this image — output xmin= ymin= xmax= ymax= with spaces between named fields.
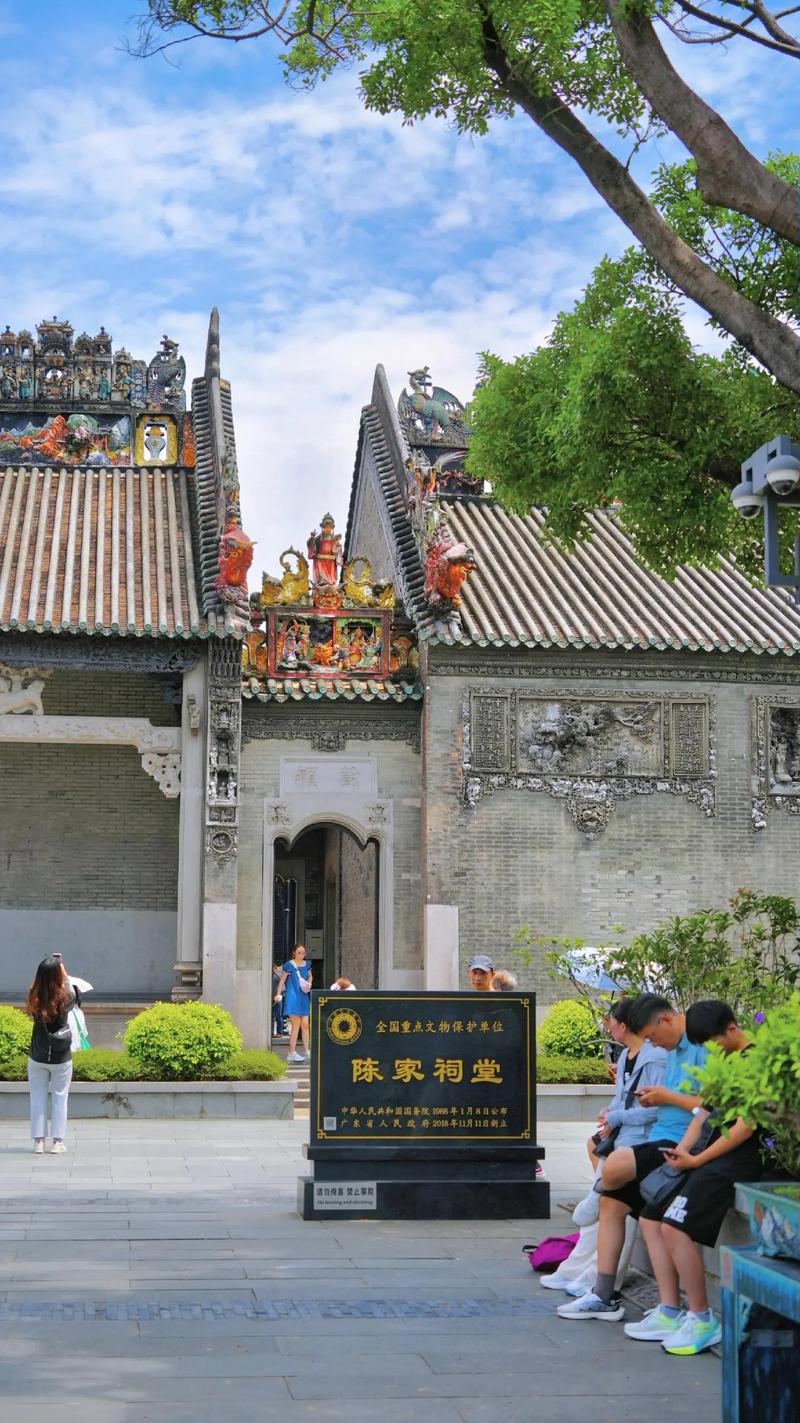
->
xmin=556 ymin=1292 xmax=625 ymax=1321
xmin=662 ymin=1310 xmax=722 ymax=1355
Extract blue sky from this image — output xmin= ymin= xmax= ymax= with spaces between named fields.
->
xmin=0 ymin=1 xmax=797 ymax=569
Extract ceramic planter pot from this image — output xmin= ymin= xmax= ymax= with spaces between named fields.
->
xmin=738 ymin=1181 xmax=800 ymax=1261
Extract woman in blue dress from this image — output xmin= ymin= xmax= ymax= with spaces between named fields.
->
xmin=275 ymin=944 xmax=312 ymax=1062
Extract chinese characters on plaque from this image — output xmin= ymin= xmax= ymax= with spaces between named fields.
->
xmin=311 ymin=993 xmax=534 ymax=1143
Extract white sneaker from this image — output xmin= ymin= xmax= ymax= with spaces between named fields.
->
xmin=50 ymin=1141 xmax=67 ymax=1154
xmin=539 ymin=1272 xmax=574 ymax=1291
xmin=33 ymin=1139 xmax=44 ymax=1154
xmin=572 ymin=1191 xmax=601 ymax=1227
xmin=624 ymin=1306 xmax=686 ymax=1341
xmin=662 ymin=1310 xmax=723 ymax=1355
xmin=557 ymin=1292 xmax=625 ymax=1321
xmin=286 ymin=1052 xmax=305 ymax=1063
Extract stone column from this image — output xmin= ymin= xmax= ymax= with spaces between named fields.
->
xmin=172 ymin=659 xmax=207 ymax=1000
xmin=424 ymin=904 xmax=459 ymax=989
xmin=202 ymin=638 xmax=242 ymax=1014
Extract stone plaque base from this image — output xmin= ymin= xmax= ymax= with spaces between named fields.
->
xmin=298 ymin=1172 xmax=550 ymax=1220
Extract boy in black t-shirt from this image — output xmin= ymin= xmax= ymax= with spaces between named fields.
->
xmin=624 ymin=1000 xmax=762 ymax=1356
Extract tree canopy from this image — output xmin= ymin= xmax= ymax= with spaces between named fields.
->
xmin=131 ymin=2 xmax=800 ymax=570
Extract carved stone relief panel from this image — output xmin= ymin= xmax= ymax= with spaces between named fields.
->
xmin=516 ymin=697 xmax=662 ymax=778
xmin=470 ymin=693 xmax=511 ymax=772
xmin=751 ymin=696 xmax=800 ymax=829
xmin=464 ymin=687 xmax=715 ymax=837
xmin=206 ymin=639 xmax=243 ymax=866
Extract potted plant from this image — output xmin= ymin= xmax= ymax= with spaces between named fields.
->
xmin=696 ymin=995 xmax=800 ymax=1261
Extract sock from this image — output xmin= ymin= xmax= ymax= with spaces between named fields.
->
xmin=695 ymin=1309 xmax=711 ymax=1322
xmin=594 ymin=1272 xmax=616 ymax=1304
xmin=661 ymin=1304 xmax=682 ymax=1318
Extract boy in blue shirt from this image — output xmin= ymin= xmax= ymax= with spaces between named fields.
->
xmin=557 ymin=995 xmax=706 ymax=1324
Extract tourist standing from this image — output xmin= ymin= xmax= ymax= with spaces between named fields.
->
xmin=26 ymin=953 xmax=77 ymax=1154
xmin=275 ymin=944 xmax=312 ymax=1062
xmin=467 ymin=954 xmax=496 ymax=991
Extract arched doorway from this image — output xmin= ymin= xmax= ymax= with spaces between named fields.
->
xmin=272 ymin=825 xmax=380 ymax=990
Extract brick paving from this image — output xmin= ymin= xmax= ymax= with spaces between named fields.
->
xmin=0 ymin=1118 xmax=721 ymax=1423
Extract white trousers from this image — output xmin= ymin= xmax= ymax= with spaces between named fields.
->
xmin=28 ymin=1057 xmax=73 ymax=1140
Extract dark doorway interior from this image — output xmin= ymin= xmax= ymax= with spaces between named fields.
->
xmin=273 ymin=826 xmax=379 ymax=990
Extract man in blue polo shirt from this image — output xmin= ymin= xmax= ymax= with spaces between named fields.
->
xmin=557 ymin=995 xmax=707 ymax=1325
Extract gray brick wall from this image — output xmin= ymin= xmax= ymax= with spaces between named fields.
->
xmin=0 ymin=667 xmax=180 ymax=996
xmin=423 ymin=652 xmax=800 ymax=1002
xmin=0 ymin=743 xmax=178 ymax=910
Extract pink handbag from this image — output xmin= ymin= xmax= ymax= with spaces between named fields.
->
xmin=523 ymin=1234 xmax=580 ymax=1272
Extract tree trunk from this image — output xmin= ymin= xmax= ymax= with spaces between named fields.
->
xmin=605 ymin=1 xmax=799 ymax=246
xmin=480 ymin=22 xmax=800 ymax=397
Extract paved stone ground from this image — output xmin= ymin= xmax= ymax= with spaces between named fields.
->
xmin=0 ymin=1119 xmax=720 ymax=1423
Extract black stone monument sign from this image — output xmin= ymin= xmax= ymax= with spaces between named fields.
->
xmin=298 ymin=991 xmax=549 ymax=1220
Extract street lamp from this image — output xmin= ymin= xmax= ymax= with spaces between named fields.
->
xmin=730 ymin=435 xmax=800 ymax=591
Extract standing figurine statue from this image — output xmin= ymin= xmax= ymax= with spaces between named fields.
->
xmin=307 ymin=514 xmax=342 ymax=587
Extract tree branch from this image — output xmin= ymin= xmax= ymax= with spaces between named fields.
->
xmin=605 ymin=1 xmax=799 ymax=245
xmin=479 ymin=16 xmax=800 ymax=397
xmin=672 ymin=1 xmax=800 ymax=55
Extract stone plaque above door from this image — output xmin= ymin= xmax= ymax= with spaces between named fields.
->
xmin=279 ymin=757 xmax=378 ymax=797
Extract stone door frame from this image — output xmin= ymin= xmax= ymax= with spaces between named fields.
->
xmin=261 ymin=793 xmax=394 ymax=1000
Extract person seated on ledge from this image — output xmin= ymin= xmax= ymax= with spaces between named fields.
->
xmin=467 ymin=955 xmax=496 ymax=991
xmin=624 ymin=999 xmax=761 ymax=1356
xmin=556 ymin=993 xmax=706 ymax=1327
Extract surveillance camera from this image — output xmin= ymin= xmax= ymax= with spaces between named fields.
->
xmin=766 ymin=456 xmax=800 ymax=497
xmin=731 ymin=481 xmax=764 ymax=519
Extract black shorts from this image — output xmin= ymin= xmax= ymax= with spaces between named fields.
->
xmin=601 ymin=1140 xmax=676 ymax=1219
xmin=641 ymin=1152 xmax=764 ymax=1247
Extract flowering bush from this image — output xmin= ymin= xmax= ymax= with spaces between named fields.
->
xmin=696 ymin=995 xmax=800 ymax=1178
xmin=520 ymin=890 xmax=800 ymax=1023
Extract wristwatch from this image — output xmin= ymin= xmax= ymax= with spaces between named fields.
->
xmin=691 ymin=1106 xmax=702 ymax=1116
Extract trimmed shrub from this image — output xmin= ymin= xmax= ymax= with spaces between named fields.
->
xmin=536 ymin=1054 xmax=609 ymax=1084
xmin=124 ymin=1002 xmax=242 ymax=1079
xmin=0 ymin=1006 xmax=31 ymax=1067
xmin=538 ymin=998 xmax=601 ymax=1059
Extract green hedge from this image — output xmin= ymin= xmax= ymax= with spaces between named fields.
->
xmin=0 ymin=1047 xmax=286 ymax=1082
xmin=0 ymin=1006 xmax=31 ymax=1068
xmin=536 ymin=1054 xmax=610 ymax=1084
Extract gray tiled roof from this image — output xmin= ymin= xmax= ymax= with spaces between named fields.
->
xmin=0 ymin=464 xmax=212 ymax=639
xmin=444 ymin=500 xmax=800 ymax=655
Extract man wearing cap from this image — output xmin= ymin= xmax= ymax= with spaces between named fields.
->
xmin=468 ymin=955 xmax=496 ymax=991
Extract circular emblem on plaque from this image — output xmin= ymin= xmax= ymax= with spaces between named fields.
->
xmin=327 ymin=1007 xmax=362 ymax=1046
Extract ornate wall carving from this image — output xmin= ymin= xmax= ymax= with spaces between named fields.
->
xmin=0 ymin=664 xmax=51 ymax=715
xmin=751 ymin=696 xmax=800 ymax=830
xmin=241 ymin=710 xmax=420 ymax=754
xmin=0 ymin=638 xmax=201 ymax=674
xmin=141 ymin=751 xmax=182 ymax=799
xmin=463 ymin=688 xmax=715 ymax=837
xmin=0 ymin=712 xmax=181 ymax=798
xmin=435 ymin=657 xmax=800 ymax=686
xmin=206 ymin=639 xmax=243 ymax=865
